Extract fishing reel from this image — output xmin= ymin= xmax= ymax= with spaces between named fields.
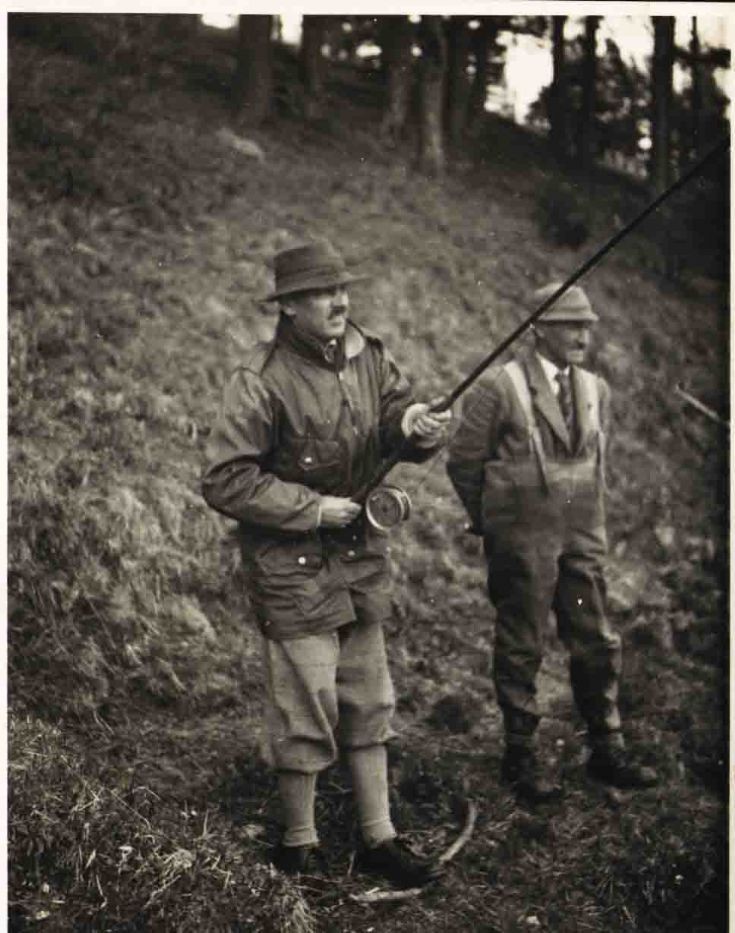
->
xmin=364 ymin=484 xmax=412 ymax=533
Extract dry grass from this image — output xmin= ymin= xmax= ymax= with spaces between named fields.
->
xmin=8 ymin=19 xmax=728 ymax=932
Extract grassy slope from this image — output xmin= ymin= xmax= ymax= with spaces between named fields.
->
xmin=9 ymin=27 xmax=728 ymax=932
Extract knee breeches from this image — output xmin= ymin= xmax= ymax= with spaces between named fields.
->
xmin=262 ymin=621 xmax=397 ymax=773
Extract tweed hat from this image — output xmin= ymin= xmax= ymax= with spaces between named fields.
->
xmin=265 ymin=240 xmax=368 ymax=301
xmin=534 ymin=282 xmax=598 ymax=323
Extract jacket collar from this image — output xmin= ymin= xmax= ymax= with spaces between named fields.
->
xmin=344 ymin=320 xmax=366 ymax=360
xmin=276 ymin=316 xmax=365 ymax=370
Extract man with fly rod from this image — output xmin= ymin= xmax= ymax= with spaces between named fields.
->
xmin=201 ymin=239 xmax=451 ymax=885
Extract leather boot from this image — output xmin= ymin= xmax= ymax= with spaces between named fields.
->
xmin=355 ymin=837 xmax=445 ymax=889
xmin=501 ymin=746 xmax=562 ymax=805
xmin=587 ymin=744 xmax=658 ymax=789
xmin=271 ymin=842 xmax=323 ymax=876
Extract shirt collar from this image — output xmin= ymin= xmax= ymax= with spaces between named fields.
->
xmin=535 ymin=351 xmax=570 ymax=392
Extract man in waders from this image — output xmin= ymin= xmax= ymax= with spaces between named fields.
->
xmin=447 ymin=283 xmax=657 ymax=804
xmin=202 ymin=240 xmax=451 ymax=885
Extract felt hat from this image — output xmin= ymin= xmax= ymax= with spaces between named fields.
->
xmin=265 ymin=240 xmax=368 ymax=301
xmin=534 ymin=282 xmax=599 ymax=323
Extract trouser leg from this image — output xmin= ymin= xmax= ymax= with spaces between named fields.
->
xmin=486 ymin=538 xmax=560 ymax=748
xmin=262 ymin=630 xmax=342 ymax=846
xmin=262 ymin=631 xmax=341 ymax=773
xmin=555 ymin=551 xmax=622 ymax=748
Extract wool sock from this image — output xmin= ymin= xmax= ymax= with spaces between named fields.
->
xmin=347 ymin=745 xmax=396 ymax=848
xmin=277 ymin=770 xmax=319 ymax=848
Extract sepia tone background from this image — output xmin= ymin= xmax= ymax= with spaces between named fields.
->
xmin=7 ymin=11 xmax=730 ymax=931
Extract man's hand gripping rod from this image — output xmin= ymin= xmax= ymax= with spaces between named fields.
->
xmin=356 ymin=137 xmax=730 ymax=524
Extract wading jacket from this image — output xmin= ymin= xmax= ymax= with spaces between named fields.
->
xmin=202 ymin=316 xmax=433 ymax=640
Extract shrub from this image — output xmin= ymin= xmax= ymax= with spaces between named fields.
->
xmin=534 ymin=176 xmax=591 ymax=248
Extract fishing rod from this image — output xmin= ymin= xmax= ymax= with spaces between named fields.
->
xmin=358 ymin=136 xmax=730 ymax=532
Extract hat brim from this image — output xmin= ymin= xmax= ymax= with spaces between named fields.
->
xmin=264 ymin=271 xmax=370 ymax=302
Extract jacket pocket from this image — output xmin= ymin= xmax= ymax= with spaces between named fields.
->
xmin=291 ymin=436 xmax=345 ymax=491
xmin=340 ymin=536 xmax=393 ymax=624
xmin=252 ymin=538 xmax=336 ymax=621
xmin=296 ymin=437 xmax=341 ymax=470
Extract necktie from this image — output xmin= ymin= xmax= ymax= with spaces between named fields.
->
xmin=555 ymin=370 xmax=575 ymax=444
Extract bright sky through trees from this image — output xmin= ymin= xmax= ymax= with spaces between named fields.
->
xmin=200 ymin=12 xmax=730 ymax=123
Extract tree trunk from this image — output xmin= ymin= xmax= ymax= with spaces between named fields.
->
xmin=548 ymin=16 xmax=568 ymax=165
xmin=378 ymin=16 xmax=414 ymax=144
xmin=301 ymin=15 xmax=328 ymax=120
xmin=232 ymin=15 xmax=273 ymax=126
xmin=416 ymin=16 xmax=447 ymax=176
xmin=444 ymin=16 xmax=471 ymax=146
xmin=576 ymin=16 xmax=599 ymax=171
xmin=467 ymin=18 xmax=498 ymax=132
xmin=162 ymin=14 xmax=199 ymax=41
xmin=689 ymin=16 xmax=703 ymax=162
xmin=650 ymin=16 xmax=675 ymax=192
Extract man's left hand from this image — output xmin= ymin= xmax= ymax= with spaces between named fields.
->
xmin=403 ymin=398 xmax=452 ymax=447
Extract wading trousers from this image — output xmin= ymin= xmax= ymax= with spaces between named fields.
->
xmin=483 ymin=452 xmax=622 ymax=750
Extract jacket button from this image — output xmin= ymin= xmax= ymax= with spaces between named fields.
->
xmin=297 ymin=556 xmax=307 ymax=565
xmin=304 ymin=456 xmax=313 ymax=464
xmin=347 ymin=549 xmax=356 ymax=558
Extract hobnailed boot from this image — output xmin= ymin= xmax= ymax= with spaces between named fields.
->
xmin=587 ymin=745 xmax=658 ymax=789
xmin=501 ymin=746 xmax=562 ymax=805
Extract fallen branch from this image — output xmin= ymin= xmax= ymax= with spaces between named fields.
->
xmin=675 ymin=384 xmax=729 ymax=428
xmin=438 ymin=799 xmax=478 ymax=864
xmin=349 ymin=885 xmax=425 ymax=904
xmin=349 ymin=800 xmax=478 ymax=905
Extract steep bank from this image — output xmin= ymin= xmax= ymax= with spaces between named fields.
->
xmin=9 ymin=26 xmax=728 ymax=932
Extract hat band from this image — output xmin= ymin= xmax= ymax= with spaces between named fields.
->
xmin=273 ymin=265 xmax=358 ymax=298
xmin=277 ymin=262 xmax=347 ymax=288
